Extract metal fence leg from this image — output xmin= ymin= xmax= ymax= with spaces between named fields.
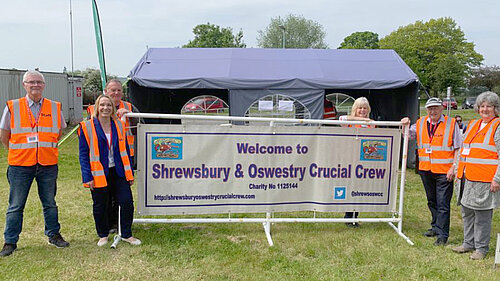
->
xmin=262 ymin=212 xmax=274 ymax=246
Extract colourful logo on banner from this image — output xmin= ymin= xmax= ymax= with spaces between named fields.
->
xmin=152 ymin=137 xmax=183 ymax=160
xmin=360 ymin=139 xmax=387 ymax=161
xmin=334 ymin=187 xmax=346 ymax=200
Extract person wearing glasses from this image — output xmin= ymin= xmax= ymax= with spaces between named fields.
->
xmin=455 ymin=115 xmax=467 ymax=135
xmin=401 ymin=98 xmax=462 ymax=246
xmin=0 ymin=70 xmax=69 ymax=257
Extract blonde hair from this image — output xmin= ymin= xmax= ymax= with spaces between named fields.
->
xmin=350 ymin=97 xmax=371 ymax=117
xmin=92 ymin=95 xmax=117 ymax=119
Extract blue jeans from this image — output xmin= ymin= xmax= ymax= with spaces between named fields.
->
xmin=4 ymin=164 xmax=61 ymax=244
xmin=419 ymin=170 xmax=453 ymax=240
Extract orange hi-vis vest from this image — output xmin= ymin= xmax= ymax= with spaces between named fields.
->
xmin=416 ymin=115 xmax=456 ymax=174
xmin=79 ymin=118 xmax=134 ymax=188
xmin=87 ymin=100 xmax=134 ymax=156
xmin=7 ymin=97 xmax=61 ymax=166
xmin=457 ymin=118 xmax=500 ymax=183
xmin=349 ymin=124 xmax=375 ymax=128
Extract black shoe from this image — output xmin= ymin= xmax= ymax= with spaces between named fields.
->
xmin=433 ymin=238 xmax=447 ymax=246
xmin=345 ymin=222 xmax=360 ymax=228
xmin=423 ymin=229 xmax=437 ymax=237
xmin=0 ymin=243 xmax=17 ymax=257
xmin=48 ymin=234 xmax=69 ymax=248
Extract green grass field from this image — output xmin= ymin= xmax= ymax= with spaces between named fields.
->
xmin=1 ymin=125 xmax=500 ymax=280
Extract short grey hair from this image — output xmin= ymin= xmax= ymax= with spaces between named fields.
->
xmin=474 ymin=91 xmax=500 ymax=115
xmin=23 ymin=70 xmax=45 ymax=83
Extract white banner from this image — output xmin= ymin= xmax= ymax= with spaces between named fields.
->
xmin=137 ymin=124 xmax=401 ymax=215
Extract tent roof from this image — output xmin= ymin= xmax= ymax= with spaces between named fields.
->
xmin=129 ymin=48 xmax=418 ymax=90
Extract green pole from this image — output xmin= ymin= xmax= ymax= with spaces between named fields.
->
xmin=91 ymin=0 xmax=107 ymax=90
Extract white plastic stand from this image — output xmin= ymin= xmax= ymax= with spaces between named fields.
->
xmin=494 ymin=233 xmax=500 ymax=268
xmin=110 ymin=206 xmax=121 ymax=249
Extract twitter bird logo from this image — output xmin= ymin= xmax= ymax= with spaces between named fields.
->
xmin=334 ymin=187 xmax=346 ymax=200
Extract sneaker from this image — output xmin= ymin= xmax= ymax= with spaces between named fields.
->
xmin=122 ymin=237 xmax=141 ymax=246
xmin=345 ymin=222 xmax=360 ymax=228
xmin=452 ymin=245 xmax=474 ymax=253
xmin=423 ymin=229 xmax=437 ymax=237
xmin=469 ymin=250 xmax=486 ymax=260
xmin=433 ymin=238 xmax=447 ymax=246
xmin=48 ymin=234 xmax=70 ymax=248
xmin=0 ymin=243 xmax=17 ymax=257
xmin=97 ymin=237 xmax=108 ymax=247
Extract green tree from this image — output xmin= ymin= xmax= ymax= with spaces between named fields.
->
xmin=469 ymin=65 xmax=500 ymax=91
xmin=257 ymin=14 xmax=328 ymax=49
xmin=183 ymin=23 xmax=246 ymax=48
xmin=69 ymin=68 xmax=116 ymax=105
xmin=379 ymin=17 xmax=483 ymax=96
xmin=339 ymin=31 xmax=379 ymax=49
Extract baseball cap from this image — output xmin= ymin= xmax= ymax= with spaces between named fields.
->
xmin=425 ymin=98 xmax=443 ymax=108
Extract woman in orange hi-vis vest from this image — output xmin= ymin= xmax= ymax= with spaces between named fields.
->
xmin=79 ymin=95 xmax=141 ymax=247
xmin=86 ymin=80 xmax=136 ymax=234
xmin=452 ymin=91 xmax=500 ymax=260
xmin=338 ymin=97 xmax=374 ymax=227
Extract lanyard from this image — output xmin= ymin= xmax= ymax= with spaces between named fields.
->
xmin=428 ymin=120 xmax=440 ymax=143
xmin=466 ymin=118 xmax=495 ymax=145
xmin=25 ymin=97 xmax=43 ymax=129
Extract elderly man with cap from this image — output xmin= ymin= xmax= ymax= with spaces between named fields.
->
xmin=401 ymin=97 xmax=462 ymax=246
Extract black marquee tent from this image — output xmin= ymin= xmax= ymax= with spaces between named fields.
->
xmin=128 ymin=48 xmax=420 ymax=166
xmin=128 ymin=48 xmax=419 ymax=124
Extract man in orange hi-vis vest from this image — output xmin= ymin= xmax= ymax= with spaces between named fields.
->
xmin=86 ymin=79 xmax=136 ymax=234
xmin=401 ymin=97 xmax=462 ymax=247
xmin=87 ymin=79 xmax=135 ymax=157
xmin=0 ymin=70 xmax=69 ymax=257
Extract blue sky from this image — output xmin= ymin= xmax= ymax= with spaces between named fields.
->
xmin=1 ymin=0 xmax=498 ymax=76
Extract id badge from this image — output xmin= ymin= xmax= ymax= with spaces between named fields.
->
xmin=425 ymin=148 xmax=432 ymax=154
xmin=27 ymin=133 xmax=38 ymax=143
xmin=461 ymin=148 xmax=470 ymax=156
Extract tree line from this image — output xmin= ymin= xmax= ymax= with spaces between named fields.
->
xmin=75 ymin=14 xmax=499 ymax=102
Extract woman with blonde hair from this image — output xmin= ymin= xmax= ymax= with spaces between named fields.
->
xmin=339 ymin=97 xmax=374 ymax=226
xmin=79 ymin=95 xmax=141 ymax=246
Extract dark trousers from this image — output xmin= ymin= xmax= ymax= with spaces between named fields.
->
xmin=344 ymin=212 xmax=359 ymax=219
xmin=107 ymin=195 xmax=118 ymax=230
xmin=419 ymin=170 xmax=453 ymax=240
xmin=90 ymin=167 xmax=134 ymax=239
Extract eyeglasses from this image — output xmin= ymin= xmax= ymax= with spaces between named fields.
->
xmin=24 ymin=81 xmax=45 ymax=85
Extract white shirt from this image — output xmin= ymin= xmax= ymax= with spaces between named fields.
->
xmin=105 ymin=132 xmax=115 ymax=168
